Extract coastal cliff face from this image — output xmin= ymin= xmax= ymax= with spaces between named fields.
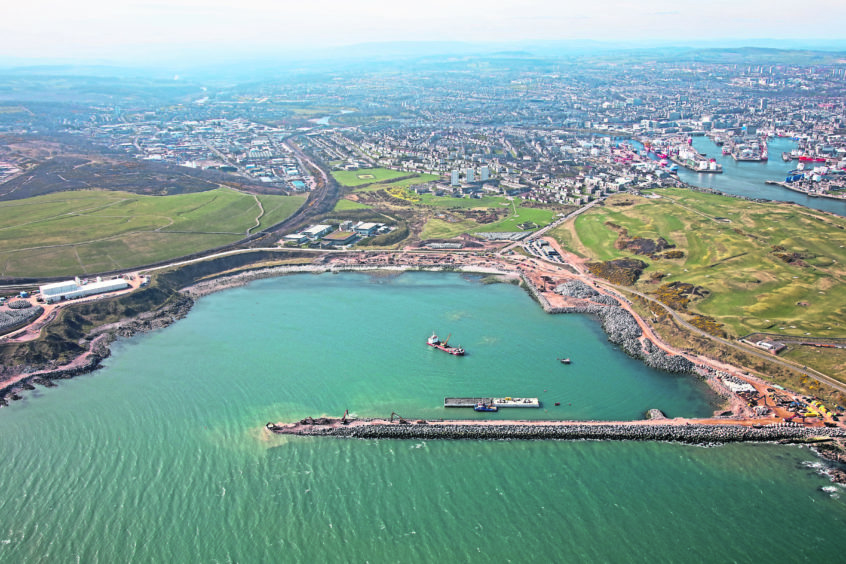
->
xmin=0 ymin=294 xmax=194 ymax=406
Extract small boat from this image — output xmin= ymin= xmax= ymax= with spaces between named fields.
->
xmin=474 ymin=402 xmax=498 ymax=412
xmin=554 ymin=402 xmax=561 ymax=406
xmin=558 ymin=358 xmax=571 ymax=364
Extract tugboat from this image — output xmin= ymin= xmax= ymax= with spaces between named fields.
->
xmin=474 ymin=401 xmax=498 ymax=412
xmin=427 ymin=332 xmax=465 ymax=356
xmin=558 ymin=358 xmax=571 ymax=364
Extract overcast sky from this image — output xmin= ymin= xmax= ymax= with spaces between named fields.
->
xmin=4 ymin=0 xmax=846 ymax=63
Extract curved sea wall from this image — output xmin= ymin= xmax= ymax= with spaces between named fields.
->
xmin=552 ymin=280 xmax=694 ymax=374
xmin=184 ymin=263 xmax=515 ymax=298
xmin=269 ymin=420 xmax=846 ymax=444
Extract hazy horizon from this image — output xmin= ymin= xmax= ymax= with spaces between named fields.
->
xmin=4 ymin=0 xmax=846 ymax=66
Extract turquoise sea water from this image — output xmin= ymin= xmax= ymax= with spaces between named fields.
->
xmin=0 ymin=273 xmax=844 ymax=562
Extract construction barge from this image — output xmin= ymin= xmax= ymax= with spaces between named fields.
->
xmin=444 ymin=397 xmax=540 ymax=408
xmin=266 ymin=417 xmax=845 ymax=444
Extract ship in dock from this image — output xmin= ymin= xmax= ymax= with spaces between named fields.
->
xmin=427 ymin=332 xmax=465 ymax=356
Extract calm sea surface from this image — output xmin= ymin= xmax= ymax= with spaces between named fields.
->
xmin=677 ymin=137 xmax=846 ymax=217
xmin=0 ymin=273 xmax=843 ymax=562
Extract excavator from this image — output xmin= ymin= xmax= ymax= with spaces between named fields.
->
xmin=390 ymin=411 xmax=409 ymax=424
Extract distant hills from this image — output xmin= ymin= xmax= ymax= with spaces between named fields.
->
xmin=0 ymin=41 xmax=844 ymax=83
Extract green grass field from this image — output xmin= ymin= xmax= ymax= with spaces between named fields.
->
xmin=475 ymin=205 xmax=554 ymax=233
xmin=0 ymin=188 xmax=305 ymax=277
xmin=417 ymin=196 xmax=554 ymax=237
xmin=551 ymin=188 xmax=846 ymax=339
xmin=331 ymin=168 xmax=410 ymax=187
xmin=417 ymin=194 xmax=509 ymax=209
xmin=347 ymin=173 xmax=441 ymax=193
xmin=333 ymin=199 xmax=371 ymax=211
xmin=419 ymin=218 xmax=479 ymax=239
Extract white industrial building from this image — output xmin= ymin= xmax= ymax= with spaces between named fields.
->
xmin=301 ymin=224 xmax=333 ymax=240
xmin=39 ymin=277 xmax=129 ymax=304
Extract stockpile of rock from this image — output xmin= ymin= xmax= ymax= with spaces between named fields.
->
xmin=6 ymin=299 xmax=32 ymax=309
xmin=592 ymin=294 xmax=620 ymax=306
xmin=0 ymin=305 xmax=44 ymax=334
xmin=554 ymin=280 xmax=620 ymax=304
xmin=554 ymin=280 xmax=600 ymax=299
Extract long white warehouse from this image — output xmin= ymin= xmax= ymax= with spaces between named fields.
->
xmin=40 ymin=277 xmax=129 ymax=304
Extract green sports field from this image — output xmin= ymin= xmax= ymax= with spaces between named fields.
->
xmin=552 ymin=188 xmax=846 ymax=339
xmin=0 ymin=188 xmax=305 ymax=277
xmin=331 ymin=168 xmax=411 ymax=187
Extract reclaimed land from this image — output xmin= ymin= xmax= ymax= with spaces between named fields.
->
xmin=552 ymin=188 xmax=846 ymax=340
xmin=0 ymin=188 xmax=305 ymax=278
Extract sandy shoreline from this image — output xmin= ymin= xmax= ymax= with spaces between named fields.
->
xmin=180 ymin=262 xmax=516 ymax=299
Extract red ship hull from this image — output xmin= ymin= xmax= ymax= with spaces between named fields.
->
xmin=428 ymin=342 xmax=465 ymax=356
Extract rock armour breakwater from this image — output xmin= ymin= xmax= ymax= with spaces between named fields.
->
xmin=269 ymin=419 xmax=845 ymax=444
xmin=553 ymin=280 xmax=694 ymax=374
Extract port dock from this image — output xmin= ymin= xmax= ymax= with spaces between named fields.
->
xmin=444 ymin=397 xmax=540 ymax=408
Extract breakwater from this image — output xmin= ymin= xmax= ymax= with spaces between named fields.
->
xmin=268 ymin=418 xmax=845 ymax=444
xmin=553 ymin=280 xmax=694 ymax=373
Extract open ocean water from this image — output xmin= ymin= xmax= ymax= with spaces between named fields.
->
xmin=0 ymin=272 xmax=843 ymax=562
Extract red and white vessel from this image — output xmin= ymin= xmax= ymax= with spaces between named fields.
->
xmin=427 ymin=332 xmax=465 ymax=356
